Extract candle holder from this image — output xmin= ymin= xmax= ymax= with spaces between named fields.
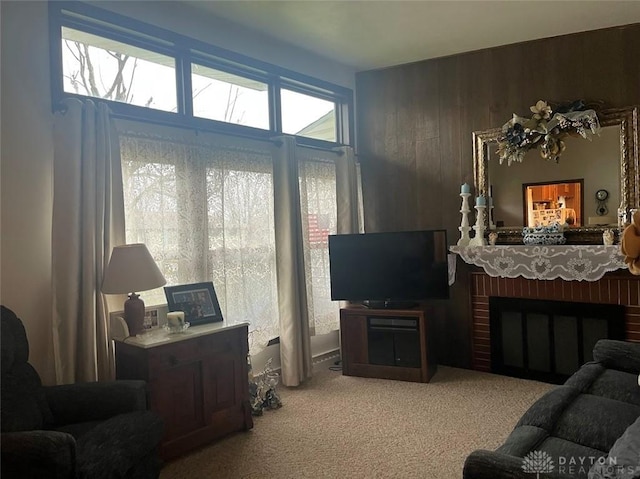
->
xmin=469 ymin=204 xmax=487 ymax=246
xmin=488 ymin=197 xmax=496 ymax=230
xmin=457 ymin=192 xmax=472 ymax=246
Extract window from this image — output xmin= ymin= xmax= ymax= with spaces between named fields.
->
xmin=191 ymin=63 xmax=269 ymax=129
xmin=51 ymin=2 xmax=353 ymax=147
xmin=120 ymin=129 xmax=280 ymax=350
xmin=53 ymin=2 xmax=356 ymax=354
xmin=298 ymin=157 xmax=339 ymax=334
xmin=120 ymin=128 xmax=346 ymax=350
xmin=61 ymin=27 xmax=177 ymax=112
xmin=282 ymin=88 xmax=336 ymax=142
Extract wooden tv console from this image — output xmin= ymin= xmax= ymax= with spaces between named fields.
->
xmin=340 ymin=307 xmax=437 ymax=383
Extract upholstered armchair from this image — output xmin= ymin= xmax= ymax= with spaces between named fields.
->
xmin=1 ymin=306 xmax=164 ymax=479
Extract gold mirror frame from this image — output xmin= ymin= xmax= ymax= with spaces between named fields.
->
xmin=473 ymin=106 xmax=639 ymax=244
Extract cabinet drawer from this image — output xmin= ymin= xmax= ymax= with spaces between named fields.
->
xmin=196 ymin=331 xmax=240 ymax=356
xmin=147 ymin=330 xmax=243 ymax=374
xmin=148 ymin=341 xmax=200 ymax=372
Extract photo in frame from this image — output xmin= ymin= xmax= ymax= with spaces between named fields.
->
xmin=164 ymin=282 xmax=223 ymax=326
xmin=143 ymin=308 xmax=160 ymax=330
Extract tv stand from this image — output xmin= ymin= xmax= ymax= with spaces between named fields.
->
xmin=362 ymin=300 xmax=419 ymax=310
xmin=340 ymin=307 xmax=437 ymax=383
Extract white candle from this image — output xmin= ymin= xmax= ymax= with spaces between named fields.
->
xmin=461 ymin=183 xmax=471 ymax=194
xmin=476 ymin=195 xmax=486 ymax=207
xmin=167 ymin=311 xmax=185 ymax=327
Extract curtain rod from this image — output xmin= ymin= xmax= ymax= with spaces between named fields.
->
xmin=54 ymin=99 xmax=355 ymax=156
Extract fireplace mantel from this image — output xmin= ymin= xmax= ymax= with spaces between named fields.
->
xmin=450 ymin=245 xmax=626 ymax=281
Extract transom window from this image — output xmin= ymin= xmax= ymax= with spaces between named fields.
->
xmin=50 ymin=2 xmax=353 ymax=147
xmin=62 ymin=27 xmax=178 ymax=112
xmin=191 ymin=63 xmax=270 ymax=129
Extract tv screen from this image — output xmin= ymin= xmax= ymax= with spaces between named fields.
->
xmin=328 ymin=230 xmax=449 ymax=303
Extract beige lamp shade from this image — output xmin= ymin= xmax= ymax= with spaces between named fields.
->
xmin=102 ymin=243 xmax=166 ymax=294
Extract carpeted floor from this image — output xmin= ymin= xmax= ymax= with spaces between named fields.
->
xmin=160 ymin=365 xmax=552 ymax=479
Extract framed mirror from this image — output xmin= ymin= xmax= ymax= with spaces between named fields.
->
xmin=473 ymin=106 xmax=639 ymax=244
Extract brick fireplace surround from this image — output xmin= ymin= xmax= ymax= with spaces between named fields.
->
xmin=470 ymin=272 xmax=640 ymax=372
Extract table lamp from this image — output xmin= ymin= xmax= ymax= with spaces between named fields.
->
xmin=102 ymin=243 xmax=166 ymax=336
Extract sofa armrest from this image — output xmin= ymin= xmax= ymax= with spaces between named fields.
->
xmin=45 ymin=380 xmax=148 ymax=426
xmin=1 ymin=430 xmax=76 ymax=479
xmin=463 ymin=450 xmax=575 ymax=479
xmin=593 ymin=340 xmax=640 ymax=373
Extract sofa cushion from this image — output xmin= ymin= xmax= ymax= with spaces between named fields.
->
xmin=538 ymin=436 xmax=606 ymax=479
xmin=593 ymin=341 xmax=640 ymax=374
xmin=565 ymin=363 xmax=607 ymax=391
xmin=1 ymin=363 xmax=52 ymax=432
xmin=56 ymin=421 xmax=102 ymax=440
xmin=516 ymin=386 xmax=580 ymax=431
xmin=76 ymin=411 xmax=163 ymax=479
xmin=497 ymin=425 xmax=549 ymax=457
xmin=588 ymin=370 xmax=640 ymax=406
xmin=1 ymin=307 xmax=53 ymax=432
xmin=588 ymin=417 xmax=640 ymax=479
xmin=565 ymin=364 xmax=640 ymax=406
xmin=553 ymin=394 xmax=640 ymax=453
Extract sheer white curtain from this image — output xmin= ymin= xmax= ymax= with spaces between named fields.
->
xmin=118 ymin=124 xmax=279 ymax=353
xmin=118 ymin=123 xmax=359 ymax=386
xmin=52 ymin=98 xmax=125 ymax=383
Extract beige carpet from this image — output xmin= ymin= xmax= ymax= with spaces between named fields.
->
xmin=160 ymin=366 xmax=552 ymax=479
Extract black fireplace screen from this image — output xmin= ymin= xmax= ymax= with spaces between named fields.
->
xmin=490 ymin=298 xmax=625 ymax=384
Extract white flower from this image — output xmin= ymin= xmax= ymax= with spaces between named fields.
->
xmin=530 ymin=100 xmax=552 ymax=120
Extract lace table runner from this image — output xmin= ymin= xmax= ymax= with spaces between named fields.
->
xmin=450 ymin=245 xmax=626 ymax=281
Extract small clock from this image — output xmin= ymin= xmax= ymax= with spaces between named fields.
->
xmin=596 ymin=189 xmax=609 ymax=216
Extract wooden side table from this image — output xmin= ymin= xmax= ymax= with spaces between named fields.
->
xmin=114 ymin=322 xmax=253 ymax=460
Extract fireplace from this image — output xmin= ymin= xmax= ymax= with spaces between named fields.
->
xmin=490 ymin=297 xmax=625 ymax=383
xmin=470 ymin=272 xmax=640 ymax=374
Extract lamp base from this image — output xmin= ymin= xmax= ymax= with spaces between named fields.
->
xmin=124 ymin=293 xmax=145 ymax=336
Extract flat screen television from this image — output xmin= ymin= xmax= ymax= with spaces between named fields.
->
xmin=328 ymin=230 xmax=449 ymax=305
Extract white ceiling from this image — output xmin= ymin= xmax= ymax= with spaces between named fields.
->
xmin=188 ymin=1 xmax=640 ymax=71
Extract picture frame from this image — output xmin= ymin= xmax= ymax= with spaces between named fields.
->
xmin=143 ymin=307 xmax=160 ymax=330
xmin=164 ymin=282 xmax=223 ymax=326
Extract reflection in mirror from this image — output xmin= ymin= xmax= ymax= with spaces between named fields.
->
xmin=489 ymin=127 xmax=619 ymax=228
xmin=523 ymin=180 xmax=583 ymax=228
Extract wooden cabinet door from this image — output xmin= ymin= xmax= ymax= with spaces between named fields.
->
xmin=200 ymin=329 xmax=248 ymax=435
xmin=149 ymin=360 xmax=205 ymax=439
xmin=203 ymin=354 xmax=238 ymax=414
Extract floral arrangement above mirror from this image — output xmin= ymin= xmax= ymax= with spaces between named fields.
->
xmin=496 ymin=99 xmax=601 ymax=166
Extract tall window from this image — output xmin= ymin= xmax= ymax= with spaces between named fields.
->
xmin=298 ymin=156 xmax=338 ymax=335
xmin=54 ymin=2 xmax=354 ymax=354
xmin=119 ymin=126 xmax=345 ymax=353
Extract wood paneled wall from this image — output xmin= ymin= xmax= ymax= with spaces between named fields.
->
xmin=355 ymin=24 xmax=640 ymax=368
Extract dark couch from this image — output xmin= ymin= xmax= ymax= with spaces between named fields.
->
xmin=463 ymin=339 xmax=640 ymax=479
xmin=1 ymin=306 xmax=165 ymax=479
